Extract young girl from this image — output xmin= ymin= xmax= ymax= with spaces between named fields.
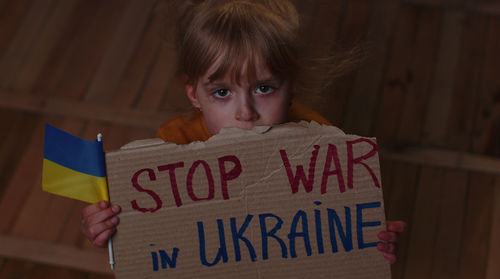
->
xmin=81 ymin=0 xmax=406 ymax=264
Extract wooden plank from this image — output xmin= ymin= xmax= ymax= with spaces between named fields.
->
xmin=0 ymin=0 xmax=32 ymax=58
xmin=88 ymin=274 xmax=115 ymax=279
xmin=0 ymin=0 xmax=56 ymax=87
xmin=461 ymin=152 xmax=500 ymax=175
xmin=380 ymin=145 xmax=500 ymax=175
xmin=0 ymin=0 xmax=11 ymax=13
xmin=471 ymin=3 xmax=500 ymax=16
xmin=12 ymin=0 xmax=79 ymax=92
xmin=291 ymin=0 xmax=343 ymax=113
xmin=379 ymin=158 xmax=394 ymax=207
xmin=446 ymin=14 xmax=488 ymax=151
xmin=383 ymin=162 xmax=419 ymax=279
xmin=396 ymin=7 xmax=441 ymax=144
xmin=24 ymin=264 xmax=90 ymax=279
xmin=342 ymin=0 xmax=400 ymax=136
xmin=52 ymin=0 xmax=127 ymax=99
xmin=292 ymin=0 xmax=319 ymax=40
xmin=112 ymin=2 xmax=164 ymax=109
xmin=403 ymin=167 xmax=442 ymax=279
xmin=304 ymin=0 xmax=344 ymax=46
xmin=11 ymin=194 xmax=76 ymax=241
xmin=421 ymin=11 xmax=464 ymax=146
xmin=472 ymin=17 xmax=500 ymax=154
xmin=0 ymin=260 xmax=91 ymax=279
xmin=136 ymin=3 xmax=195 ymax=112
xmin=335 ymin=0 xmax=372 ymax=46
xmin=0 ymin=110 xmax=38 ymax=199
xmin=429 ymin=170 xmax=468 ymax=279
xmin=9 ymin=118 xmax=85 ymax=239
xmin=374 ymin=5 xmax=417 ymax=141
xmin=403 ymin=0 xmax=463 ymax=8
xmin=405 ymin=0 xmax=500 ymax=16
xmin=0 ymin=258 xmax=36 ymax=278
xmin=134 ymin=38 xmax=182 ymax=110
xmin=486 ymin=176 xmax=500 ymax=279
xmin=458 ymin=173 xmax=495 ymax=279
xmin=321 ymin=0 xmax=371 ymax=126
xmin=84 ymin=0 xmax=156 ymax=103
xmin=30 ymin=0 xmax=100 ymax=96
xmin=0 ymin=235 xmax=111 ymax=275
xmin=0 ymin=116 xmax=49 ymax=233
xmin=0 ymin=90 xmax=176 ymax=129
xmin=55 ymin=200 xmax=88 ymax=247
xmin=46 ymin=97 xmax=176 ymax=129
xmin=483 ymin=111 xmax=500 ymax=157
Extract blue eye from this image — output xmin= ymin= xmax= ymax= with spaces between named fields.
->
xmin=256 ymin=85 xmax=275 ymax=95
xmin=213 ymin=88 xmax=231 ymax=99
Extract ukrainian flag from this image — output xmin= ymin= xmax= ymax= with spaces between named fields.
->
xmin=42 ymin=123 xmax=109 ymax=203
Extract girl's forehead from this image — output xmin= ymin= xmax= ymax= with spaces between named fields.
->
xmin=204 ymin=55 xmax=280 ymax=84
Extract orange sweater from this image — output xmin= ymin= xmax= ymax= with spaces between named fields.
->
xmin=156 ymin=101 xmax=331 ymax=144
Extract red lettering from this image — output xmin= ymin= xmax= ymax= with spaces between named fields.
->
xmin=218 ymin=155 xmax=242 ymax=200
xmin=280 ymin=145 xmax=320 ymax=194
xmin=131 ymin=168 xmax=162 ymax=213
xmin=158 ymin=162 xmax=184 ymax=207
xmin=346 ymin=138 xmax=380 ymax=189
xmin=186 ymin=160 xmax=215 ymax=201
xmin=321 ymin=144 xmax=346 ymax=193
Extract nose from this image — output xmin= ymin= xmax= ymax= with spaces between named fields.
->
xmin=235 ymin=95 xmax=259 ymax=122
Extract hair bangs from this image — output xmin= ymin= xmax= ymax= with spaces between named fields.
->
xmin=182 ymin=0 xmax=298 ymax=85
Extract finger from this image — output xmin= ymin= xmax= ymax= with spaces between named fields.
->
xmin=377 ymin=242 xmax=396 ymax=254
xmin=383 ymin=252 xmax=397 ymax=264
xmin=92 ymin=228 xmax=116 ymax=248
xmin=377 ymin=231 xmax=399 ymax=243
xmin=82 ymin=201 xmax=109 ymax=217
xmin=86 ymin=216 xmax=119 ymax=239
xmin=86 ymin=204 xmax=121 ymax=226
xmin=387 ymin=221 xmax=408 ymax=233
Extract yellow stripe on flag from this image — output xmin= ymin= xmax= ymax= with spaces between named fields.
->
xmin=42 ymin=159 xmax=109 ymax=203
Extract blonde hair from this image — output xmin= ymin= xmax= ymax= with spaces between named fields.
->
xmin=167 ymin=0 xmax=362 ymax=96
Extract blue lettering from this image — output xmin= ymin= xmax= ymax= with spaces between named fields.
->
xmin=151 ymin=251 xmax=159 ymax=271
xmin=327 ymin=207 xmax=353 ymax=253
xmin=151 ymin=246 xmax=180 ymax=271
xmin=230 ymin=215 xmax=257 ymax=262
xmin=314 ymin=201 xmax=324 ymax=254
xmin=356 ymin=202 xmax=382 ymax=249
xmin=159 ymin=248 xmax=179 ymax=269
xmin=259 ymin=214 xmax=288 ymax=259
xmin=198 ymin=220 xmax=228 ymax=266
xmin=288 ymin=210 xmax=312 ymax=258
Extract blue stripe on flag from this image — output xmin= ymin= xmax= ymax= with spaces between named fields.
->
xmin=43 ymin=123 xmax=106 ymax=177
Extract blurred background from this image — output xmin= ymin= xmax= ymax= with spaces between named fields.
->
xmin=0 ymin=0 xmax=499 ymax=278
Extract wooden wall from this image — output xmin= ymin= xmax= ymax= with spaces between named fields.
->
xmin=0 ymin=0 xmax=498 ymax=278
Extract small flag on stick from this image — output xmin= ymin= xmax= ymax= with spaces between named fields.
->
xmin=42 ymin=123 xmax=108 ymax=203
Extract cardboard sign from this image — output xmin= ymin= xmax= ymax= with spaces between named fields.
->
xmin=106 ymin=122 xmax=390 ymax=279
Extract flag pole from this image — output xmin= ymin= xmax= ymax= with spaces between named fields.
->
xmin=97 ymin=133 xmax=115 ymax=271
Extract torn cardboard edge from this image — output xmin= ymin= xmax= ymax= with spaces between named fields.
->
xmin=105 ymin=121 xmax=390 ymax=279
xmin=120 ymin=121 xmax=346 ymax=150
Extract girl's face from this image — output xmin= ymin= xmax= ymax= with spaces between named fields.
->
xmin=185 ymin=60 xmax=291 ymax=135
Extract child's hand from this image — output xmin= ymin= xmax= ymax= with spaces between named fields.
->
xmin=377 ymin=220 xmax=407 ymax=264
xmin=81 ymin=200 xmax=121 ymax=248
